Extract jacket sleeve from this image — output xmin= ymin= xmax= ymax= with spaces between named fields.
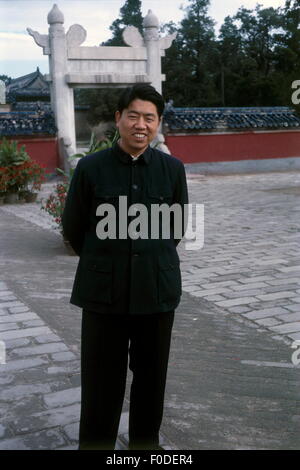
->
xmin=62 ymin=159 xmax=92 ymax=256
xmin=173 ymin=161 xmax=189 ymax=246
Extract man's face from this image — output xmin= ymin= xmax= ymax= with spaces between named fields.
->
xmin=115 ymin=98 xmax=161 ymax=156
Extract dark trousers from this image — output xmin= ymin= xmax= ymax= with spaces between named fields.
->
xmin=78 ymin=310 xmax=175 ymax=450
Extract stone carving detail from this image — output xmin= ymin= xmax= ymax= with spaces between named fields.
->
xmin=160 ymin=33 xmax=177 ymax=51
xmin=123 ymin=26 xmax=144 ymax=47
xmin=144 ymin=28 xmax=159 ymax=41
xmin=66 ymin=24 xmax=87 ymax=47
xmin=27 ymin=28 xmax=50 ymax=55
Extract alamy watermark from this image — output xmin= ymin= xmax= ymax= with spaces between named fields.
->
xmin=0 ymin=340 xmax=6 ymax=365
xmin=291 ymin=80 xmax=300 ymax=105
xmin=95 ymin=198 xmax=204 ymax=251
xmin=291 ymin=340 xmax=300 ymax=366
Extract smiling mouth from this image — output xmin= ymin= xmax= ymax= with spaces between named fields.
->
xmin=133 ymin=134 xmax=147 ymax=139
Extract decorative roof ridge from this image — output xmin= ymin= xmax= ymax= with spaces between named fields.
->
xmin=168 ymin=106 xmax=295 ymax=114
xmin=8 ymin=68 xmax=47 ymax=90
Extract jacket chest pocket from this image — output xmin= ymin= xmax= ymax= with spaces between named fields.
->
xmin=94 ymin=186 xmax=124 ymax=215
xmin=147 ymin=188 xmax=173 ymax=205
xmin=81 ymin=257 xmax=113 ymax=304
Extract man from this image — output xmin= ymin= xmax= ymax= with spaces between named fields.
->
xmin=62 ymin=84 xmax=188 ymax=450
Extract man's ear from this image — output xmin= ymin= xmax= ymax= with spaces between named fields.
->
xmin=115 ymin=110 xmax=121 ymax=125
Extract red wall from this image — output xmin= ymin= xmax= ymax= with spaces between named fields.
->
xmin=165 ymin=131 xmax=300 ymax=163
xmin=1 ymin=137 xmax=59 ymax=174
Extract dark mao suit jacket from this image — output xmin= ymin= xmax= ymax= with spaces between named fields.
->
xmin=62 ymin=143 xmax=189 ymax=315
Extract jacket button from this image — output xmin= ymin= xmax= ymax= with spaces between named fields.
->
xmin=132 ymin=184 xmax=138 ymax=190
xmin=132 ymin=253 xmax=140 ymax=257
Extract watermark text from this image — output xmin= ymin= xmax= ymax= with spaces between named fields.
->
xmin=96 ymin=198 xmax=204 ymax=251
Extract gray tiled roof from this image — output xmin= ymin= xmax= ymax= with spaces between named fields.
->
xmin=0 ymin=111 xmax=56 ymax=136
xmin=6 ymin=68 xmax=50 ymax=101
xmin=163 ymin=107 xmax=300 ymax=132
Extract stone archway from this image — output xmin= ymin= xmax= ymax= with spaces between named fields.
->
xmin=28 ymin=4 xmax=176 ymax=166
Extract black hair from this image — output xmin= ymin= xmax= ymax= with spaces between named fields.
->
xmin=117 ymin=84 xmax=165 ymax=118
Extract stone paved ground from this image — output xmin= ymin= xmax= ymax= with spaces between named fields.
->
xmin=0 ymin=171 xmax=300 ymax=450
xmin=179 ymin=170 xmax=300 ymax=344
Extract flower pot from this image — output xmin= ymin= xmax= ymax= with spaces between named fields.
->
xmin=4 ymin=192 xmax=19 ymax=204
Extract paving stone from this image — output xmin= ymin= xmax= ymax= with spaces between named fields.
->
xmin=284 ymin=305 xmax=300 ymax=313
xmin=0 ymin=296 xmax=17 ymax=302
xmin=287 ymin=332 xmax=300 ymax=341
xmin=35 ymin=333 xmax=62 ymax=344
xmin=200 ymin=280 xmax=240 ymax=289
xmin=0 ymin=428 xmax=67 ymax=450
xmin=239 ymin=276 xmax=276 ymax=284
xmin=0 ymin=356 xmax=49 ymax=372
xmin=290 ymin=297 xmax=300 ymax=303
xmin=203 ymin=295 xmax=226 ymax=302
xmin=0 ymin=424 xmax=6 ymax=438
xmin=243 ymin=308 xmax=289 ymax=320
xmin=269 ymin=322 xmax=300 ymax=334
xmin=21 ymin=319 xmax=46 ymax=328
xmin=266 ymin=278 xmax=300 ymax=287
xmin=188 ymin=288 xmax=232 ymax=297
xmin=47 ymin=362 xmax=80 ymax=375
xmin=278 ymin=266 xmax=300 ymax=273
xmin=0 ymin=301 xmax=27 ymax=309
xmin=0 ymin=326 xmax=52 ymax=341
xmin=12 ymin=403 xmax=80 ymax=434
xmin=256 ymin=318 xmax=282 ymax=327
xmin=256 ymin=292 xmax=298 ymax=301
xmin=51 ymin=351 xmax=76 ymax=362
xmin=227 ymin=306 xmax=251 ymax=314
xmin=4 ymin=337 xmax=31 ymax=349
xmin=0 ymin=322 xmax=19 ymax=331
xmin=8 ymin=306 xmax=30 ymax=314
xmin=0 ymin=291 xmax=15 ymax=298
xmin=10 ymin=342 xmax=69 ymax=358
xmin=231 ymin=282 xmax=269 ymax=291
xmin=222 ymin=289 xmax=268 ymax=299
xmin=0 ymin=383 xmax=52 ymax=401
xmin=276 ymin=312 xmax=300 ymax=323
xmin=43 ymin=387 xmax=81 ymax=408
xmin=63 ymin=421 xmax=79 ymax=442
xmin=215 ymin=297 xmax=258 ymax=308
xmin=0 ymin=312 xmax=39 ymax=323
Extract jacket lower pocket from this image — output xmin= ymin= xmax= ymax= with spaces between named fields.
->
xmin=80 ymin=258 xmax=113 ymax=304
xmin=158 ymin=260 xmax=181 ymax=304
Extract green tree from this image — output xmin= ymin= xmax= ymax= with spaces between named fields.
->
xmin=0 ymin=75 xmax=11 ymax=85
xmin=218 ymin=4 xmax=284 ymax=106
xmin=102 ymin=0 xmax=143 ymax=46
xmin=162 ymin=0 xmax=219 ymax=106
xmin=274 ymin=0 xmax=300 ymax=107
xmin=218 ymin=16 xmax=243 ymax=105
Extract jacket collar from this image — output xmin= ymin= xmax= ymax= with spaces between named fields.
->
xmin=113 ymin=142 xmax=151 ymax=165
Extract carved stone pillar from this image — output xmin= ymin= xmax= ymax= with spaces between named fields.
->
xmin=47 ymin=4 xmax=76 ymax=160
xmin=143 ymin=10 xmax=162 ymax=94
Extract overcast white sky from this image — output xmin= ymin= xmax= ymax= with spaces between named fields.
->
xmin=0 ymin=0 xmax=286 ymax=78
